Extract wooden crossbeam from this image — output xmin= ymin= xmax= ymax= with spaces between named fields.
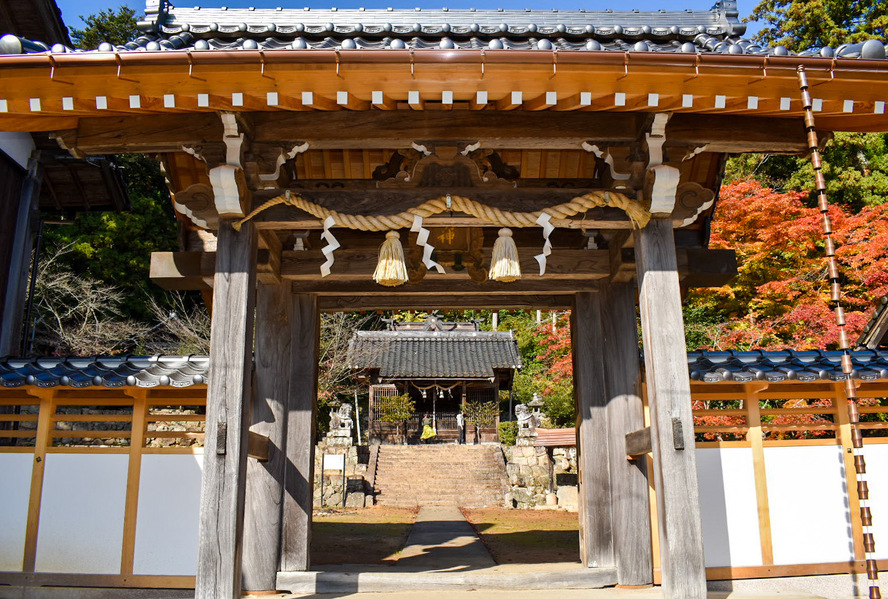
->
xmin=317 ymin=294 xmax=575 ymax=311
xmin=625 ymin=427 xmax=652 ymax=459
xmin=60 ymin=111 xmax=808 ymax=155
xmin=246 ymin=431 xmax=270 ymax=461
xmin=151 ymin=247 xmax=736 ymax=291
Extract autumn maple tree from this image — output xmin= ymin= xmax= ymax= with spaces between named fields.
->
xmin=685 ymin=178 xmax=888 ymax=351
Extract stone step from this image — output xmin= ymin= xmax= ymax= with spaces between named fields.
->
xmin=372 ymin=445 xmax=507 ymax=508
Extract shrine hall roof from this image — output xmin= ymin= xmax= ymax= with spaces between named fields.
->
xmin=1 ymin=0 xmax=886 ymax=59
xmin=348 ymin=330 xmax=522 ymax=379
xmin=4 ymin=348 xmax=888 ymax=388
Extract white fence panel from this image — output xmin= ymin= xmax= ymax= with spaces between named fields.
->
xmin=35 ymin=453 xmax=128 ymax=573
xmin=0 ymin=453 xmax=33 ymax=571
xmin=696 ymin=447 xmax=762 ymax=568
xmin=765 ymin=445 xmax=854 ymax=565
xmin=860 ymin=442 xmax=888 ymax=560
xmin=133 ymin=454 xmax=204 ymax=575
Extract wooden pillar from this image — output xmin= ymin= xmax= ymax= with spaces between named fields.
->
xmin=0 ymin=155 xmax=40 ymax=357
xmin=242 ymin=283 xmax=291 ymax=591
xmin=195 ymin=221 xmax=258 ymax=599
xmin=280 ymin=293 xmax=320 ymax=572
xmin=571 ymin=291 xmax=614 ymax=569
xmin=600 ymin=282 xmax=653 ymax=586
xmin=634 ymin=219 xmax=706 ymax=598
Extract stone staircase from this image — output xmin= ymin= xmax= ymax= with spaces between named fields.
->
xmin=372 ymin=444 xmax=508 ymax=508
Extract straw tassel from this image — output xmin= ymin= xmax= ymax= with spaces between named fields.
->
xmin=489 ymin=228 xmax=521 ymax=283
xmin=373 ymin=230 xmax=409 ymax=287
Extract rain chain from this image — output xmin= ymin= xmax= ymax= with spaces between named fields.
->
xmin=798 ymin=66 xmax=881 ymax=599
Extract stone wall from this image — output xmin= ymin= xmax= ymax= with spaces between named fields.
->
xmin=502 ymin=445 xmax=578 ymax=510
xmin=313 ymin=439 xmax=369 ymax=508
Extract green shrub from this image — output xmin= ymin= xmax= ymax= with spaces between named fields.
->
xmin=498 ymin=421 xmax=518 ymax=446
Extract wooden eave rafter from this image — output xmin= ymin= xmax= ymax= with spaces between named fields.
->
xmin=0 ymin=50 xmax=886 ymax=133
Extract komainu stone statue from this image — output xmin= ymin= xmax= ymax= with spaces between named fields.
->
xmin=327 ymin=404 xmax=354 ymax=444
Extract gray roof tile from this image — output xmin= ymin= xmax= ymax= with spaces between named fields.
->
xmin=1 ymin=0 xmax=885 ymax=59
xmin=0 ymin=355 xmax=208 ymax=388
xmin=688 ymin=349 xmax=888 ymax=383
xmin=1 ymin=348 xmax=885 ymax=388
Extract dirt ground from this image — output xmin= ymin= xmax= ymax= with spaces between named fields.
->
xmin=311 ymin=506 xmax=580 ymax=566
xmin=461 ymin=508 xmax=581 ymax=564
xmin=310 ymin=506 xmax=418 ymax=565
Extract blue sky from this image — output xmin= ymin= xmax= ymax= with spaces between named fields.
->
xmin=56 ymin=0 xmax=762 ymax=36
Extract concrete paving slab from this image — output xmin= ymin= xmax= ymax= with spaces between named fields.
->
xmin=393 ymin=505 xmax=496 ymax=572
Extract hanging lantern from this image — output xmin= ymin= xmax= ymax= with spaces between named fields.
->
xmin=373 ymin=230 xmax=408 ymax=286
xmin=489 ymin=227 xmax=521 ymax=283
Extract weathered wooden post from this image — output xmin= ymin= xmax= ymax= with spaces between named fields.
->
xmin=195 ymin=220 xmax=258 ymax=599
xmin=571 ymin=291 xmax=615 ymax=569
xmin=280 ymin=293 xmax=320 ymax=573
xmin=242 ymin=283 xmax=291 ymax=592
xmin=0 ymin=154 xmax=41 ymax=357
xmin=635 ymin=218 xmax=706 ymax=598
xmin=600 ymin=282 xmax=653 ymax=586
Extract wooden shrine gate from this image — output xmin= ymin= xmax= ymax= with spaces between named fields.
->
xmin=2 ymin=2 xmax=887 ymax=598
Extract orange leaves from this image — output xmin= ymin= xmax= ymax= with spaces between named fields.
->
xmin=688 ymin=179 xmax=888 ymax=350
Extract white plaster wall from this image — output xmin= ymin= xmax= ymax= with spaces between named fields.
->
xmin=0 ymin=453 xmax=34 ymax=571
xmin=35 ymin=453 xmax=128 ymax=574
xmin=859 ymin=442 xmax=888 ymax=560
xmin=765 ymin=445 xmax=854 ymax=565
xmin=0 ymin=132 xmax=35 ymax=169
xmin=133 ymin=454 xmax=203 ymax=576
xmin=696 ymin=447 xmax=763 ymax=568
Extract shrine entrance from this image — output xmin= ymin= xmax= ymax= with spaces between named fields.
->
xmin=11 ymin=0 xmax=886 ymax=596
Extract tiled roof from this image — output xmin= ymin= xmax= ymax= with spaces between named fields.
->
xmin=0 ymin=355 xmax=208 ymax=388
xmin=348 ymin=330 xmax=522 ymax=379
xmin=1 ymin=0 xmax=885 ymax=59
xmin=2 ymin=348 xmax=886 ymax=389
xmin=688 ymin=349 xmax=888 ymax=383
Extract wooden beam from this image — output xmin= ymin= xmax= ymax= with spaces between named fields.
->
xmin=317 ymin=294 xmax=575 ymax=311
xmin=665 ymin=113 xmax=807 ymax=154
xmin=601 ymin=282 xmax=653 ymax=586
xmin=282 ymin=248 xmax=609 ymax=281
xmin=625 ymin=427 xmax=652 ymax=459
xmin=611 ymin=247 xmax=737 ymax=288
xmin=62 ymin=110 xmax=811 ymax=155
xmin=635 ymin=218 xmax=706 ymax=598
xmin=280 ymin=293 xmax=319 ymax=572
xmin=247 ymin=431 xmax=270 ymax=461
xmin=242 ymin=283 xmax=291 ymax=591
xmin=572 ymin=292 xmax=614 ymax=570
xmin=151 ymin=248 xmax=733 ymax=291
xmin=196 ymin=221 xmax=258 ymax=599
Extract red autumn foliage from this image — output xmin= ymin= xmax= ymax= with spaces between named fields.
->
xmin=687 ymin=178 xmax=888 ymax=350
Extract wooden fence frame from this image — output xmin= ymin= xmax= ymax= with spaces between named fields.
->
xmin=0 ymin=385 xmax=207 ymax=589
xmin=4 ymin=379 xmax=888 ymax=589
xmin=647 ymin=380 xmax=888 ymax=583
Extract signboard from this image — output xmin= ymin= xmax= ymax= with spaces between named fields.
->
xmin=323 ymin=453 xmax=345 ymax=471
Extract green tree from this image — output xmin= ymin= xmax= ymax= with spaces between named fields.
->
xmin=724 ymin=1 xmax=888 ymax=212
xmin=725 ymin=133 xmax=888 ymax=211
xmin=376 ymin=394 xmax=415 ymax=444
xmin=43 ymin=155 xmax=180 ymax=321
xmin=70 ymin=6 xmax=140 ymax=50
xmin=748 ymin=0 xmax=886 ymax=51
